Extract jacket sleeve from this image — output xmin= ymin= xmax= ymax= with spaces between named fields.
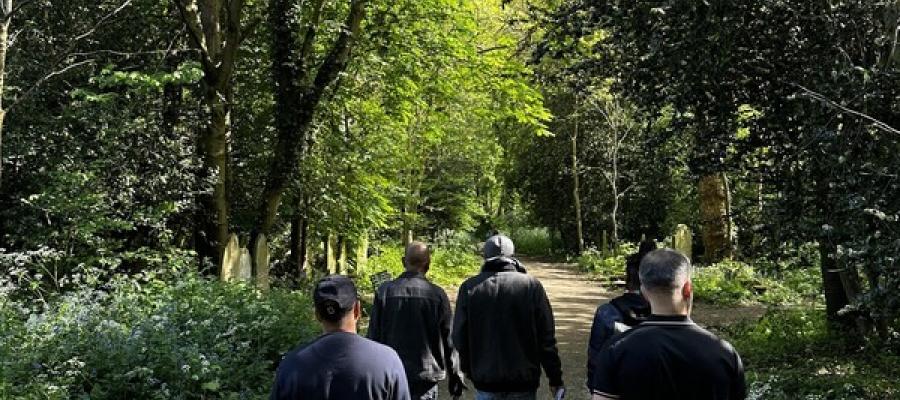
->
xmin=451 ymin=284 xmax=470 ymax=376
xmin=439 ymin=289 xmax=465 ymax=394
xmin=587 ymin=304 xmax=622 ymax=388
xmin=367 ymin=285 xmax=384 ymax=342
xmin=534 ymin=280 xmax=564 ymax=387
xmin=731 ymin=347 xmax=747 ymax=400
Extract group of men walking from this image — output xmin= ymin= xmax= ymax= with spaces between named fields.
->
xmin=271 ymin=235 xmax=746 ymax=400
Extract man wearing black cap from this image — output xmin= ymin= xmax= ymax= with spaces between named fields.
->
xmin=452 ymin=235 xmax=564 ymax=400
xmin=368 ymin=241 xmax=465 ymax=399
xmin=590 ymin=249 xmax=746 ymax=400
xmin=271 ymin=275 xmax=411 ymax=400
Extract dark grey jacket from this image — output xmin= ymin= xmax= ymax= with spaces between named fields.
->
xmin=368 ymin=271 xmax=464 ymax=396
xmin=452 ymin=258 xmax=564 ymax=393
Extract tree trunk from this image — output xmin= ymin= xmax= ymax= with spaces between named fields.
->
xmin=819 ymin=239 xmax=850 ymax=324
xmin=0 ymin=2 xmax=11 ymax=189
xmin=698 ymin=172 xmax=735 ymax=262
xmin=195 ymin=83 xmax=231 ymax=266
xmin=290 ymin=212 xmax=309 ymax=274
xmin=572 ymin=102 xmax=584 ymax=254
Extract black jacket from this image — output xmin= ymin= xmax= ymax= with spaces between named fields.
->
xmin=452 ymin=257 xmax=564 ymax=393
xmin=586 ymin=292 xmax=650 ymax=385
xmin=368 ymin=271 xmax=464 ymax=396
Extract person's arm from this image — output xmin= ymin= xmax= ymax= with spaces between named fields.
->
xmin=587 ymin=304 xmax=621 ymax=388
xmin=440 ymin=289 xmax=465 ymax=396
xmin=534 ymin=280 xmax=564 ymax=390
xmin=451 ymin=284 xmax=470 ymax=376
xmin=732 ymin=347 xmax=747 ymax=400
xmin=367 ymin=286 xmax=384 ymax=342
xmin=589 ymin=345 xmax=621 ymax=400
xmin=391 ymin=354 xmax=412 ymax=400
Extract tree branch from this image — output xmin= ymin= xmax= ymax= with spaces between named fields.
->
xmin=792 ymin=83 xmax=900 ymax=136
xmin=8 ymin=0 xmax=134 ymax=111
xmin=3 ymin=0 xmax=34 ymax=23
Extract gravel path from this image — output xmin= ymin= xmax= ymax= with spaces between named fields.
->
xmin=438 ymin=258 xmax=765 ymax=400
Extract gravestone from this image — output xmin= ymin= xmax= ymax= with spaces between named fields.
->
xmin=220 ymin=234 xmax=240 ymax=282
xmin=370 ymin=271 xmax=392 ymax=290
xmin=254 ymin=234 xmax=270 ymax=291
xmin=672 ymin=224 xmax=693 ymax=260
xmin=238 ymin=248 xmax=252 ymax=281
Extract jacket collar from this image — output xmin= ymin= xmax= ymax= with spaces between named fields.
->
xmin=481 ymin=256 xmax=526 ymax=273
xmin=399 ymin=271 xmax=426 ymax=279
xmin=643 ymin=314 xmax=694 ymax=326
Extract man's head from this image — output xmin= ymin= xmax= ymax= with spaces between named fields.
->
xmin=403 ymin=241 xmax=431 ymax=273
xmin=314 ymin=275 xmax=361 ymax=332
xmin=639 ymin=249 xmax=693 ymax=315
xmin=483 ymin=234 xmax=515 ymax=260
xmin=626 ymin=240 xmax=658 ymax=291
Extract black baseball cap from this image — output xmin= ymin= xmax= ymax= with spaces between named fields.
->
xmin=483 ymin=234 xmax=515 ymax=259
xmin=314 ymin=275 xmax=358 ymax=310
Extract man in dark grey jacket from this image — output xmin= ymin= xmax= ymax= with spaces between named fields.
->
xmin=452 ymin=235 xmax=564 ymax=400
xmin=369 ymin=242 xmax=465 ymax=399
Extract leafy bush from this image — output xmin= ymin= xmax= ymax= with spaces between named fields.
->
xmin=506 ymin=226 xmax=560 ymax=257
xmin=0 ymin=271 xmax=318 ymax=399
xmin=362 ymin=244 xmax=482 ymax=291
xmin=693 ymin=260 xmax=819 ymax=306
xmin=576 ymin=243 xmax=638 ymax=284
xmin=724 ymin=309 xmax=900 ymax=399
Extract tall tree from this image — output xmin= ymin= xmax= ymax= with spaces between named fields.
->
xmin=257 ymin=0 xmax=366 ymax=237
xmin=173 ymin=0 xmax=248 ymax=267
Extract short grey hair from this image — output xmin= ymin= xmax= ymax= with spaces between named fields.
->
xmin=639 ymin=248 xmax=692 ymax=292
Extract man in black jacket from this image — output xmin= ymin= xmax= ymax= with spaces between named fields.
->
xmin=369 ymin=242 xmax=465 ymax=399
xmin=586 ymin=240 xmax=655 ymax=384
xmin=452 ymin=235 xmax=564 ymax=400
xmin=590 ymin=249 xmax=746 ymax=400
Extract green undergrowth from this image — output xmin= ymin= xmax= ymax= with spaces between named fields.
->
xmin=0 ymin=271 xmax=318 ymax=399
xmin=577 ymin=244 xmax=821 ymax=306
xmin=358 ymin=244 xmax=482 ymax=292
xmin=721 ymin=309 xmax=900 ymax=399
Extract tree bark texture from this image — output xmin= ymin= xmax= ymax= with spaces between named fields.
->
xmin=818 ymin=239 xmax=851 ymax=324
xmin=175 ymin=0 xmax=245 ymax=269
xmin=698 ymin=172 xmax=735 ymax=262
xmin=0 ymin=0 xmax=11 ymax=189
xmin=259 ymin=0 xmax=366 ymax=236
xmin=572 ymin=104 xmax=584 ymax=254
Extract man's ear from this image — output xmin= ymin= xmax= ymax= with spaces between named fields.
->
xmin=401 ymin=256 xmax=407 ymax=269
xmin=682 ymin=280 xmax=693 ymax=299
xmin=352 ymin=300 xmax=362 ymax=320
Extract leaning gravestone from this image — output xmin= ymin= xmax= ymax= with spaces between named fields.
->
xmin=370 ymin=271 xmax=392 ymax=290
xmin=672 ymin=224 xmax=692 ymax=260
xmin=238 ymin=248 xmax=252 ymax=281
xmin=220 ymin=234 xmax=241 ymax=282
xmin=254 ymin=234 xmax=270 ymax=291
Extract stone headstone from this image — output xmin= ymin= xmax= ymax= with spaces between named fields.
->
xmin=370 ymin=271 xmax=392 ymax=290
xmin=220 ymin=234 xmax=240 ymax=282
xmin=238 ymin=248 xmax=252 ymax=281
xmin=254 ymin=234 xmax=270 ymax=291
xmin=672 ymin=224 xmax=693 ymax=261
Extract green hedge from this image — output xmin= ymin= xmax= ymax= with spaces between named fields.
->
xmin=362 ymin=244 xmax=482 ymax=291
xmin=724 ymin=309 xmax=900 ymax=399
xmin=0 ymin=273 xmax=318 ymax=399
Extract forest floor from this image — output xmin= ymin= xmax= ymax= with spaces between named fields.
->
xmin=438 ymin=258 xmax=766 ymax=400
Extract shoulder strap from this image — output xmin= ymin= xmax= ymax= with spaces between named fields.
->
xmin=609 ymin=296 xmax=650 ymax=327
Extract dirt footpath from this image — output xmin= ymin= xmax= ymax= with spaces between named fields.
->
xmin=439 ymin=259 xmax=765 ymax=400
